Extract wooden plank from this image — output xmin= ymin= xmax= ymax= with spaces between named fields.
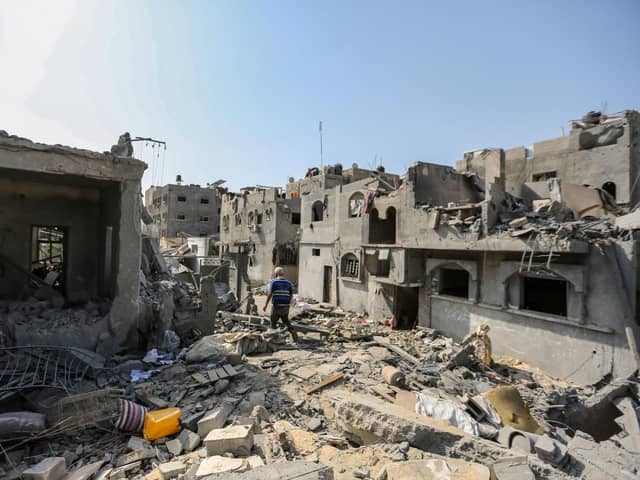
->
xmin=305 ymin=372 xmax=344 ymax=395
xmin=223 ymin=364 xmax=237 ymax=377
xmin=207 ymin=369 xmax=219 ymax=382
xmin=216 ymin=367 xmax=229 ymax=379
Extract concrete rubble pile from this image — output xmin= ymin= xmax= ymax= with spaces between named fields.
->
xmin=4 ymin=298 xmax=639 ymax=480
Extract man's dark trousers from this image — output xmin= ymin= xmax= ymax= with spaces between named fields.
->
xmin=270 ymin=305 xmax=299 ymax=342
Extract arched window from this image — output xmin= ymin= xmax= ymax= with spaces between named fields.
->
xmin=341 ymin=253 xmax=360 ymax=278
xmin=602 ymin=181 xmax=616 ymax=200
xmin=312 ymin=200 xmax=324 ymax=222
xmin=348 ymin=192 xmax=365 ymax=217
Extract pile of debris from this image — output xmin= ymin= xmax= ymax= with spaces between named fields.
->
xmin=3 ymin=299 xmax=639 ymax=480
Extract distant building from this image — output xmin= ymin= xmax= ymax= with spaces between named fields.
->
xmin=145 ymin=183 xmax=221 ymax=239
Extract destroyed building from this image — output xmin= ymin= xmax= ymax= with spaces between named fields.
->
xmin=295 ymin=111 xmax=640 ymax=386
xmin=219 ymin=186 xmax=301 ymax=298
xmin=145 ymin=182 xmax=222 ymax=240
xmin=0 ymin=130 xmax=145 ymax=352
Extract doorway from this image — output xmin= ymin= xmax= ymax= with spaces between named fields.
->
xmin=31 ymin=225 xmax=68 ymax=295
xmin=323 ymin=266 xmax=332 ymax=303
xmin=394 ymin=286 xmax=419 ymax=329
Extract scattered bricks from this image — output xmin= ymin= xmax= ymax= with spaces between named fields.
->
xmin=197 ymin=406 xmax=230 ymax=437
xmin=127 ymin=436 xmax=151 ymax=451
xmin=195 ymin=456 xmax=247 ymax=477
xmin=158 ymin=461 xmax=186 ymax=480
xmin=23 ymin=457 xmax=66 ymax=480
xmin=165 ymin=438 xmax=183 ymax=456
xmin=177 ymin=428 xmax=201 ymax=452
xmin=490 ymin=456 xmax=534 ymax=480
xmin=115 ymin=449 xmax=155 ymax=467
xmin=182 ymin=411 xmax=206 ymax=432
xmin=204 ymin=424 xmax=254 ymax=457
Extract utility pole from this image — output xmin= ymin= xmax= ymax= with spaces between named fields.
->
xmin=319 ymin=121 xmax=324 ymax=168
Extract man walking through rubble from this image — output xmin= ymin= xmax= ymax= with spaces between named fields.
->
xmin=263 ymin=267 xmax=299 ymax=343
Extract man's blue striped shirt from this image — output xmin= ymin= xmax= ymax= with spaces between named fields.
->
xmin=269 ymin=278 xmax=293 ymax=306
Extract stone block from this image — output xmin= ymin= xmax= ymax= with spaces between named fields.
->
xmin=158 ymin=461 xmax=186 ymax=480
xmin=198 ymin=406 xmax=230 ymax=437
xmin=195 ymin=456 xmax=246 ymax=477
xmin=165 ymin=438 xmax=183 ymax=456
xmin=177 ymin=428 xmax=201 ymax=452
xmin=533 ymin=435 xmax=567 ymax=467
xmin=204 ymin=424 xmax=254 ymax=457
xmin=23 ymin=457 xmax=66 ymax=480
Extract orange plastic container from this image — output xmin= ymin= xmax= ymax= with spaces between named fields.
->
xmin=143 ymin=407 xmax=181 ymax=440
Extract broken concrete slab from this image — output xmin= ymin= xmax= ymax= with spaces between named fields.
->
xmin=195 ymin=456 xmax=246 ymax=477
xmin=253 ymin=433 xmax=286 ymax=463
xmin=384 ymin=458 xmax=490 ymax=480
xmin=490 ymin=456 xmax=534 ymax=480
xmin=115 ymin=448 xmax=155 ymax=467
xmin=534 ymin=435 xmax=568 ymax=467
xmin=177 ymin=428 xmax=201 ymax=452
xmin=613 ymin=396 xmax=640 ymax=454
xmin=165 ymin=438 xmax=183 ymax=456
xmin=197 ymin=406 xmax=230 ymax=437
xmin=60 ymin=461 xmax=104 ymax=480
xmin=23 ymin=457 xmax=66 ymax=480
xmin=204 ymin=424 xmax=253 ymax=456
xmin=568 ymin=430 xmax=640 ymax=479
xmin=197 ymin=461 xmax=333 ymax=480
xmin=127 ymin=436 xmax=151 ymax=451
xmin=323 ymin=390 xmax=509 ymax=463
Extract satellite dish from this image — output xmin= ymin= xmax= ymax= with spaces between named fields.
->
xmin=288 ymin=177 xmax=295 ymax=183
xmin=352 ymin=163 xmax=358 ymax=169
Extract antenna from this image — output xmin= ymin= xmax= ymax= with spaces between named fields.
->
xmin=319 ymin=121 xmax=324 ymax=168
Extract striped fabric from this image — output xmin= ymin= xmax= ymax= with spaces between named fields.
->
xmin=269 ymin=277 xmax=293 ymax=305
xmin=115 ymin=399 xmax=147 ymax=432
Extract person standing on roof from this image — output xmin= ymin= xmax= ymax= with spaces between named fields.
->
xmin=263 ymin=267 xmax=299 ymax=343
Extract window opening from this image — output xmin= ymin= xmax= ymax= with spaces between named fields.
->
xmin=341 ymin=253 xmax=360 ymax=278
xmin=438 ymin=268 xmax=469 ymax=298
xmin=31 ymin=226 xmax=67 ymax=293
xmin=368 ymin=207 xmax=396 ymax=244
xmin=522 ymin=276 xmax=567 ymax=316
xmin=312 ymin=248 xmax=320 ymax=256
xmin=532 ymin=171 xmax=557 ymax=182
xmin=200 ymin=216 xmax=209 ymax=222
xmin=200 ymin=198 xmax=209 ymax=204
xmin=177 ymin=195 xmax=187 ymax=202
xmin=349 ymin=192 xmax=365 ymax=217
xmin=177 ymin=214 xmax=186 ymax=220
xmin=312 ymin=200 xmax=324 ymax=222
xmin=291 ymin=212 xmax=301 ymax=224
xmin=602 ymin=181 xmax=616 ymax=200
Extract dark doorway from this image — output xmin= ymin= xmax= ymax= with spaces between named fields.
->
xmin=522 ymin=276 xmax=567 ymax=316
xmin=439 ymin=268 xmax=469 ymax=298
xmin=323 ymin=266 xmax=332 ymax=303
xmin=394 ymin=286 xmax=419 ymax=329
xmin=368 ymin=207 xmax=396 ymax=244
xmin=312 ymin=201 xmax=324 ymax=222
xmin=602 ymin=181 xmax=616 ymax=200
xmin=31 ymin=225 xmax=67 ymax=294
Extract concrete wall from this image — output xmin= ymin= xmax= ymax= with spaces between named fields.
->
xmin=457 ymin=111 xmax=640 ymax=206
xmin=423 ymin=245 xmax=638 ymax=385
xmin=408 ymin=162 xmax=482 ymax=206
xmin=146 ymin=184 xmax=220 ymax=238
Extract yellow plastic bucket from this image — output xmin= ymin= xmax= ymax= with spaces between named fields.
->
xmin=143 ymin=407 xmax=181 ymax=440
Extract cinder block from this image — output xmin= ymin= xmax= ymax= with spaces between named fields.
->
xmin=158 ymin=461 xmax=186 ymax=480
xmin=204 ymin=425 xmax=253 ymax=456
xmin=22 ymin=457 xmax=66 ymax=480
xmin=197 ymin=406 xmax=229 ymax=437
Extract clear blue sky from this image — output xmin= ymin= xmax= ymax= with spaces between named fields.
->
xmin=1 ymin=1 xmax=639 ymax=192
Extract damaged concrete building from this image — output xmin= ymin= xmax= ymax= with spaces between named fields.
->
xmin=296 ymin=110 xmax=640 ymax=385
xmin=0 ymin=130 xmax=145 ymax=352
xmin=145 ymin=181 xmax=222 ymax=240
xmin=219 ymin=186 xmax=301 ymax=299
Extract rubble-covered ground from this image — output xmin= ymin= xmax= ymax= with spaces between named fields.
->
xmin=1 ymin=297 xmax=639 ymax=480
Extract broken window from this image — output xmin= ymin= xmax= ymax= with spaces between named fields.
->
xmin=291 ymin=212 xmax=301 ymax=225
xmin=177 ymin=214 xmax=186 ymax=220
xmin=200 ymin=198 xmax=209 ymax=204
xmin=532 ymin=171 xmax=557 ymax=182
xmin=273 ymin=245 xmax=298 ymax=265
xmin=438 ymin=268 xmax=469 ymax=298
xmin=177 ymin=195 xmax=187 ymax=202
xmin=341 ymin=253 xmax=360 ymax=278
xmin=312 ymin=248 xmax=320 ymax=256
xmin=31 ymin=226 xmax=66 ymax=292
xmin=368 ymin=207 xmax=396 ymax=244
xmin=312 ymin=200 xmax=324 ymax=222
xmin=257 ymin=214 xmax=263 ymax=225
xmin=199 ymin=216 xmax=209 ymax=222
xmin=522 ymin=276 xmax=567 ymax=316
xmin=348 ymin=192 xmax=365 ymax=218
